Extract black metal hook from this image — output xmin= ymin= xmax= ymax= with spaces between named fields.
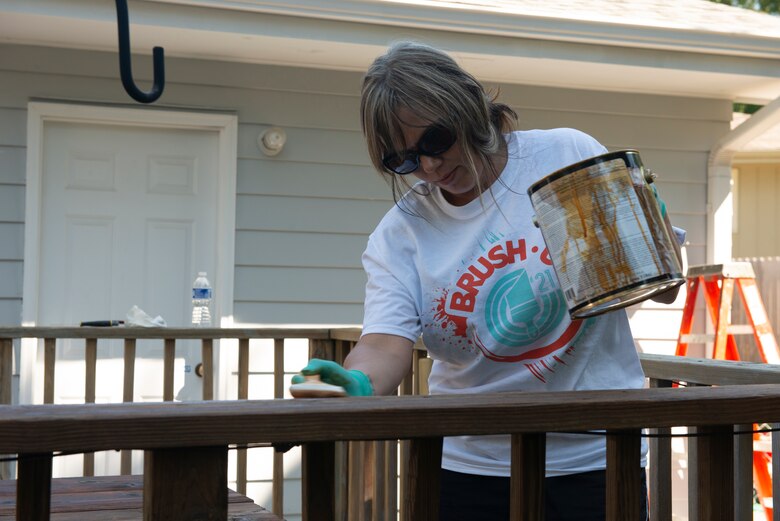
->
xmin=115 ymin=0 xmax=165 ymax=103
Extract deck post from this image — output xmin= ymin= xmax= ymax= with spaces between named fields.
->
xmin=16 ymin=452 xmax=52 ymax=521
xmin=143 ymin=446 xmax=228 ymax=521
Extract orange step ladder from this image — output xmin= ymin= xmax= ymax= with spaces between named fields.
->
xmin=675 ymin=262 xmax=780 ymax=519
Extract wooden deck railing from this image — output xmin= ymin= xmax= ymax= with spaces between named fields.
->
xmin=0 ymin=327 xmax=778 ymax=520
xmin=3 ymin=381 xmax=780 ymax=520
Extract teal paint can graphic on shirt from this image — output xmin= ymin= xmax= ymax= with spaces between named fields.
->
xmin=484 ymin=268 xmax=566 ymax=345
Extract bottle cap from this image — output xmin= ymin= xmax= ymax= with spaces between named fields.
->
xmin=198 ymin=271 xmax=207 ymax=277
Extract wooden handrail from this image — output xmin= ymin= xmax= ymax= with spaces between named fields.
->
xmin=2 ymin=384 xmax=780 ymax=452
xmin=641 ymin=352 xmax=780 ymax=385
xmin=0 ymin=326 xmax=333 ymax=339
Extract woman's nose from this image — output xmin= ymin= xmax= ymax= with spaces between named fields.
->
xmin=419 ymin=155 xmax=442 ymax=175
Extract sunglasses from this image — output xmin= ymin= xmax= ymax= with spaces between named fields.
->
xmin=381 ymin=124 xmax=457 ymax=175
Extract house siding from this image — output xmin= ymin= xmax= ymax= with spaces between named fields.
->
xmin=0 ymin=44 xmax=730 ymax=342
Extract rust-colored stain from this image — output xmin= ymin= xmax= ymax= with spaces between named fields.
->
xmin=533 ymin=158 xmax=678 ymax=309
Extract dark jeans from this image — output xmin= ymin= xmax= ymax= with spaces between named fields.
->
xmin=439 ymin=468 xmax=649 ymax=521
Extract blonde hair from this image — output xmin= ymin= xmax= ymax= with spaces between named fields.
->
xmin=360 ymin=41 xmax=517 ymax=204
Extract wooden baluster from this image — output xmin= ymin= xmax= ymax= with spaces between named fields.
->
xmin=0 ymin=338 xmax=11 ymax=405
xmin=772 ymin=423 xmax=780 ymax=521
xmin=384 ymin=440 xmax=398 ymax=521
xmin=143 ymin=446 xmax=228 ymax=521
xmin=696 ymin=425 xmax=734 ymax=521
xmin=236 ymin=338 xmax=249 ymax=496
xmin=163 ymin=338 xmax=175 ymax=402
xmin=121 ymin=338 xmax=136 ymax=475
xmin=606 ymin=429 xmax=642 ymax=521
xmin=16 ymin=452 xmax=52 ymax=521
xmin=0 ymin=338 xmax=12 ymax=479
xmin=687 ymin=384 xmax=702 ymax=521
xmin=376 ymin=440 xmax=390 ymax=521
xmin=398 ymin=372 xmax=413 ymax=521
xmin=43 ymin=338 xmax=55 ymax=404
xmin=335 ymin=339 xmax=349 ymax=365
xmin=273 ymin=338 xmax=284 ymax=518
xmin=201 ymin=338 xmax=213 ymax=401
xmin=348 ymin=441 xmax=366 ymax=521
xmin=733 ymin=424 xmax=753 ymax=521
xmin=83 ymin=338 xmax=97 ymax=476
xmin=332 ymin=339 xmax=350 ymax=521
xmin=404 ymin=437 xmax=442 ymax=521
xmin=648 ymin=378 xmax=672 ymax=521
xmin=510 ymin=433 xmax=546 ymax=521
xmin=309 ymin=338 xmax=335 ymax=361
xmin=334 ymin=439 xmax=348 ymax=521
xmin=302 ymin=441 xmax=336 ymax=521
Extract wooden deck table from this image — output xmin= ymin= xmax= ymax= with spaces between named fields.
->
xmin=0 ymin=475 xmax=283 ymax=520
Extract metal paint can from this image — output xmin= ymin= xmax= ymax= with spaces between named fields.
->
xmin=528 ymin=150 xmax=684 ymax=319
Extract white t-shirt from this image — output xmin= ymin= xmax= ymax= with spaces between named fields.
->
xmin=362 ymin=128 xmax=647 ymax=477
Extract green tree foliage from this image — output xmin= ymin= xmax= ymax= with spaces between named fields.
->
xmin=709 ymin=0 xmax=780 ymax=14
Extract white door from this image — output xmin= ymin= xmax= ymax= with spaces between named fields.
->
xmin=22 ymin=103 xmax=238 ymax=476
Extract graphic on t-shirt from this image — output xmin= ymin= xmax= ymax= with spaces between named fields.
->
xmin=485 ymin=269 xmax=566 ymax=345
xmin=429 ymin=234 xmax=584 ymax=372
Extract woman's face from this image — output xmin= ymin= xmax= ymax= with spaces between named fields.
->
xmin=393 ymin=107 xmax=486 ymax=206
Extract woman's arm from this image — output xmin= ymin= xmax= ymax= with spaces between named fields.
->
xmin=344 ymin=333 xmax=415 ymax=395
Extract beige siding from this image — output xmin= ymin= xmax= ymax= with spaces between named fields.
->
xmin=0 ymin=43 xmax=729 ymax=331
xmin=733 ymin=162 xmax=780 ymax=258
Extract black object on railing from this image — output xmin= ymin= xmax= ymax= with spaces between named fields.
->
xmin=114 ymin=0 xmax=165 ymax=103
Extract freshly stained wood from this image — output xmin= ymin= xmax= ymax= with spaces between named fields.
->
xmin=4 ymin=385 xmax=780 ymax=453
xmin=143 ymin=447 xmax=228 ymax=521
xmin=606 ymin=430 xmax=642 ymax=521
xmin=510 ymin=433 xmax=545 ymax=521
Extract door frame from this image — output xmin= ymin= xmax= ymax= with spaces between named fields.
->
xmin=21 ymin=101 xmax=238 ymax=403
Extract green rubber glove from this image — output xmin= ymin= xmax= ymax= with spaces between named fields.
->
xmin=291 ymin=359 xmax=374 ymax=396
xmin=650 ymin=184 xmax=668 ymax=219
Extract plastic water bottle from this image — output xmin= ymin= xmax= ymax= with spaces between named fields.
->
xmin=191 ymin=272 xmax=212 ymax=327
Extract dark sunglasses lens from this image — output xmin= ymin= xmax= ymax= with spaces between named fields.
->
xmin=419 ymin=126 xmax=456 ymax=155
xmin=382 ymin=153 xmax=418 ymax=175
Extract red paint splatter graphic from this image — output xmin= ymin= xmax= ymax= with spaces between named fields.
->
xmin=525 ymin=354 xmax=572 ymax=383
xmin=433 ymin=289 xmax=469 ymax=338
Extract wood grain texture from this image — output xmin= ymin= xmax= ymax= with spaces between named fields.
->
xmin=606 ymin=430 xmax=642 ymax=521
xmin=648 ymin=378 xmax=672 ymax=521
xmin=0 ymin=474 xmax=281 ymax=521
xmin=510 ymin=433 xmax=545 ymax=521
xmin=143 ymin=446 xmax=228 ymax=521
xmin=163 ymin=339 xmax=175 ymax=402
xmin=0 ymin=326 xmax=332 ymax=340
xmin=16 ymin=453 xmax=52 ymax=521
xmin=695 ymin=425 xmax=733 ymax=521
xmin=0 ymin=339 xmax=12 ymax=405
xmin=404 ymin=437 xmax=442 ymax=521
xmin=302 ymin=442 xmax=335 ymax=521
xmin=3 ymin=384 xmax=780 ymax=453
xmin=640 ymin=353 xmax=780 ymax=386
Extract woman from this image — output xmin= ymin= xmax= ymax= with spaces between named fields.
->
xmin=292 ymin=40 xmax=679 ymax=520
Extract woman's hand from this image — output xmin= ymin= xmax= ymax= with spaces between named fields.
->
xmin=291 ymin=359 xmax=373 ymax=396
